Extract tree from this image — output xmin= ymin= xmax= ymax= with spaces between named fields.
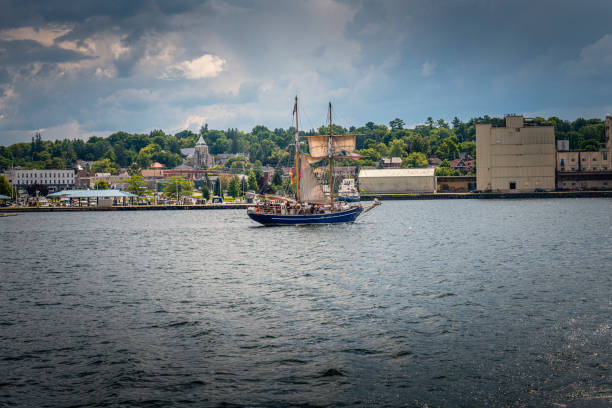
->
xmin=125 ymin=174 xmax=147 ymax=195
xmin=579 ymin=138 xmax=601 ymax=151
xmin=0 ymin=175 xmax=12 ymax=196
xmin=389 ymin=118 xmax=405 ymax=130
xmin=201 ymin=184 xmax=211 ymax=201
xmin=91 ymin=158 xmax=119 ymax=174
xmin=247 ymin=170 xmax=258 ymax=191
xmin=272 ymin=165 xmax=283 ymax=186
xmin=435 ymin=167 xmax=461 ymax=176
xmin=227 ymin=175 xmax=241 ymax=198
xmin=94 ymin=180 xmax=109 ymax=189
xmin=435 ymin=138 xmax=460 ymax=160
xmin=389 ymin=139 xmax=407 ymax=157
xmin=214 ymin=177 xmax=223 ymax=199
xmin=163 ymin=176 xmax=193 ymax=199
xmin=402 ymin=152 xmax=428 ymax=168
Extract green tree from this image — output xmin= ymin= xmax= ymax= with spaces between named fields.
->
xmin=227 ymin=175 xmax=241 ymax=198
xmin=389 ymin=118 xmax=405 ymax=130
xmin=94 ymin=180 xmax=109 ymax=189
xmin=435 ymin=167 xmax=461 ymax=176
xmin=0 ymin=175 xmax=12 ymax=196
xmin=201 ymin=184 xmax=211 ymax=201
xmin=435 ymin=138 xmax=460 ymax=160
xmin=214 ymin=177 xmax=223 ymax=199
xmin=163 ymin=176 xmax=194 ymax=199
xmin=402 ymin=152 xmax=428 ymax=168
xmin=91 ymin=158 xmax=119 ymax=174
xmin=247 ymin=170 xmax=258 ymax=191
xmin=389 ymin=139 xmax=407 ymax=157
xmin=272 ymin=165 xmax=283 ymax=186
xmin=579 ymin=138 xmax=601 ymax=151
xmin=125 ymin=174 xmax=147 ymax=195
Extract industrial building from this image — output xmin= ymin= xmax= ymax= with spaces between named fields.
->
xmin=476 ymin=115 xmax=555 ymax=192
xmin=358 ymin=168 xmax=436 ymax=194
xmin=556 ymin=115 xmax=612 ymax=190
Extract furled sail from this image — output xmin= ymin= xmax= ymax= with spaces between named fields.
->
xmin=305 ymin=134 xmax=362 ymax=164
xmin=299 ymin=156 xmax=328 ymax=203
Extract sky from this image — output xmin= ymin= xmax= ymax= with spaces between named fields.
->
xmin=0 ymin=0 xmax=611 ymax=145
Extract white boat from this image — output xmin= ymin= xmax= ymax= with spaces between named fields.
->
xmin=337 ymin=178 xmax=360 ymax=202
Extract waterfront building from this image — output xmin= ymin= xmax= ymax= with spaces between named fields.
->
xmin=3 ymin=168 xmax=75 ymax=193
xmin=436 ymin=175 xmax=477 ymax=192
xmin=476 ymin=115 xmax=555 ymax=192
xmin=556 ymin=115 xmax=612 ymax=190
xmin=358 ymin=168 xmax=436 ymax=194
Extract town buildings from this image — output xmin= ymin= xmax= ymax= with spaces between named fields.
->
xmin=3 ymin=168 xmax=75 ymax=192
xmin=476 ymin=115 xmax=556 ymax=192
xmin=556 ymin=115 xmax=612 ymax=190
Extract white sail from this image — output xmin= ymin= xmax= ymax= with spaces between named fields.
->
xmin=299 ymin=156 xmax=328 ymax=203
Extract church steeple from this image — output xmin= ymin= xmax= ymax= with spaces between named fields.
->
xmin=196 ymin=135 xmax=207 ymax=146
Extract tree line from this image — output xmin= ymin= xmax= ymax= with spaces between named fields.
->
xmin=0 ymin=115 xmax=607 ymax=174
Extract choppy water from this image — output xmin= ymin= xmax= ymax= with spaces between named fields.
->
xmin=1 ymin=199 xmax=611 ymax=407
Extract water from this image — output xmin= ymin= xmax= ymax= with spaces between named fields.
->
xmin=1 ymin=199 xmax=611 ymax=407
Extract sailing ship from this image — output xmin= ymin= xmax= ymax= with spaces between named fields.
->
xmin=247 ymin=97 xmax=379 ymax=226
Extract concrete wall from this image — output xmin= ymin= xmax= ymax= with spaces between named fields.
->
xmin=477 ymin=116 xmax=555 ymax=192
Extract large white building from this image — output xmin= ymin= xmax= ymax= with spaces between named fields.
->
xmin=3 ymin=169 xmax=75 ymax=193
xmin=476 ymin=115 xmax=556 ymax=192
xmin=358 ymin=168 xmax=436 ymax=194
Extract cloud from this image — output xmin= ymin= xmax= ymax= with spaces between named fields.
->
xmin=0 ymin=26 xmax=72 ymax=46
xmin=563 ymin=33 xmax=612 ymax=76
xmin=421 ymin=61 xmax=435 ymax=77
xmin=170 ymin=54 xmax=227 ymax=79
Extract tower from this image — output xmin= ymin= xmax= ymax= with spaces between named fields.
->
xmin=193 ymin=136 xmax=212 ymax=168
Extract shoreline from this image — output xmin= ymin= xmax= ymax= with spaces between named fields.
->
xmin=1 ymin=191 xmax=610 ymax=212
xmin=361 ymin=191 xmax=612 ymax=200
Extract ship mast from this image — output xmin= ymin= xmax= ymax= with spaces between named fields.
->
xmin=294 ymin=96 xmax=300 ymax=202
xmin=328 ymin=102 xmax=334 ymax=211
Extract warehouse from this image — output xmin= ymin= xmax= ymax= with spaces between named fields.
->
xmin=358 ymin=168 xmax=436 ymax=194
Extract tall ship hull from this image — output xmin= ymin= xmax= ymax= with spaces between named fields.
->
xmin=247 ymin=206 xmax=362 ymax=226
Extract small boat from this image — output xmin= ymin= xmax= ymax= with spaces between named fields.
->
xmin=247 ymin=97 xmax=379 ymax=226
xmin=337 ymin=178 xmax=360 ymax=202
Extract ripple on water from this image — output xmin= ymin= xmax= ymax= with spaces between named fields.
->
xmin=0 ymin=201 xmax=611 ymax=407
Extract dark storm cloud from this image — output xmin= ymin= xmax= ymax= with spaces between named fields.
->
xmin=0 ymin=39 xmax=94 ymax=66
xmin=1 ymin=0 xmax=612 ymax=145
xmin=0 ymin=0 xmax=206 ymax=28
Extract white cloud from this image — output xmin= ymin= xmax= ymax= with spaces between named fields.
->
xmin=172 ymin=54 xmax=227 ymax=79
xmin=421 ymin=61 xmax=435 ymax=77
xmin=563 ymin=34 xmax=612 ymax=76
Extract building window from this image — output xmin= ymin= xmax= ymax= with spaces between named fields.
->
xmin=509 ymin=182 xmax=516 ymax=190
xmin=582 ymin=157 xmax=586 ymax=161
xmin=604 ymin=153 xmax=608 ymax=160
xmin=593 ymin=158 xmax=597 ymax=161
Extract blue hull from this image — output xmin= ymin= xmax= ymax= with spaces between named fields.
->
xmin=248 ymin=206 xmax=363 ymax=226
